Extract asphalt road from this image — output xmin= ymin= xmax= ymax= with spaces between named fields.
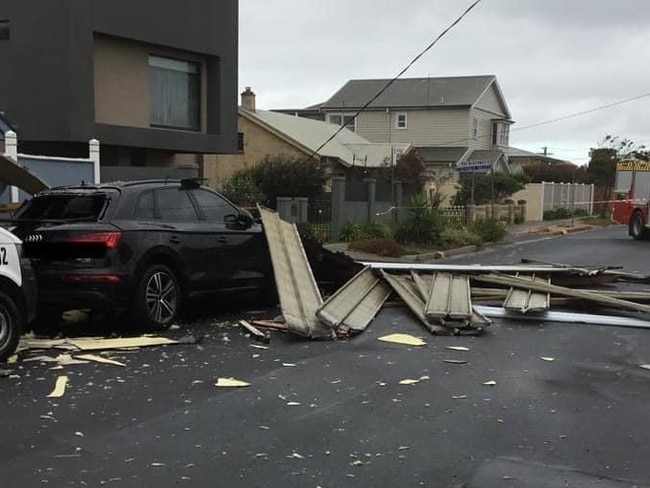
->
xmin=2 ymin=224 xmax=650 ymax=487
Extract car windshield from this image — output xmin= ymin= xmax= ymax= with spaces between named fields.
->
xmin=15 ymin=193 xmax=109 ymax=222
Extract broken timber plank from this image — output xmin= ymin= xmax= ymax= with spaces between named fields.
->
xmin=503 ymin=274 xmax=550 ymax=313
xmin=473 ymin=273 xmax=650 ymax=314
xmin=239 ymin=320 xmax=271 ymax=343
xmin=317 ymin=267 xmax=391 ymax=334
xmin=258 ymin=207 xmax=331 ymax=338
xmin=381 ymin=271 xmax=447 ymax=334
xmin=251 ymin=320 xmax=289 ymax=331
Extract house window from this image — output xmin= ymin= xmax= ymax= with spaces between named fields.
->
xmin=0 ymin=20 xmax=9 ymax=41
xmin=328 ymin=113 xmax=356 ymax=132
xmin=395 ymin=112 xmax=407 ymax=129
xmin=472 ymin=117 xmax=479 ymax=140
xmin=492 ymin=122 xmax=509 ymax=146
xmin=149 ymin=55 xmax=201 ymax=131
xmin=499 ymin=124 xmax=510 ymax=145
xmin=237 ymin=132 xmax=244 ymax=152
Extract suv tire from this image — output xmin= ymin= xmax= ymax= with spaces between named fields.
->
xmin=133 ymin=264 xmax=180 ymax=331
xmin=0 ymin=290 xmax=22 ymax=362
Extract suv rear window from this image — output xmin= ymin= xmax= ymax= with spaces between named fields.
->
xmin=16 ymin=194 xmax=109 ymax=222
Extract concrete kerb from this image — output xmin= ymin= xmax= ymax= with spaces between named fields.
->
xmin=323 ymin=220 xmax=600 ymax=263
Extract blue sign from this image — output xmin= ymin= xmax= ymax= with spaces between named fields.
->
xmin=456 ymin=160 xmax=493 ymax=173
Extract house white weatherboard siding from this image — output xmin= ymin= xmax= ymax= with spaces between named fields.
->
xmin=356 ymin=109 xmax=470 ymax=147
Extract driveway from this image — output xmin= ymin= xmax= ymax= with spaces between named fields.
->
xmin=1 ymin=225 xmax=649 ymax=487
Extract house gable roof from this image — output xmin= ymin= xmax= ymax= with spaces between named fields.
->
xmin=241 ymin=108 xmax=410 ymax=168
xmin=321 ymin=75 xmax=497 ymax=110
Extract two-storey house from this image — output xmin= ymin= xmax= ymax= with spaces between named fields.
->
xmin=278 ymin=75 xmax=514 ymax=202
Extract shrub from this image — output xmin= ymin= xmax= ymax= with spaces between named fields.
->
xmin=469 ymin=218 xmax=507 ymax=242
xmin=395 ymin=194 xmax=444 ymax=245
xmin=440 ymin=227 xmax=483 ymax=248
xmin=348 ymin=238 xmax=405 ymax=257
xmin=339 ymin=222 xmax=364 ymax=242
xmin=543 ymin=207 xmax=572 ymax=220
xmin=359 ymin=221 xmax=393 ymax=239
xmin=221 ymin=173 xmax=266 ymax=206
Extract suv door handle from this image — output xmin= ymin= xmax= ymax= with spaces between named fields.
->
xmin=218 ymin=236 xmax=227 ymax=243
xmin=169 ymin=235 xmax=180 ymax=244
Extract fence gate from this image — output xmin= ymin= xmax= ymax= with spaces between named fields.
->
xmin=309 ymin=192 xmax=332 ymax=241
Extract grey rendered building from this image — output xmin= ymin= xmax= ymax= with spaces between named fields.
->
xmin=0 ymin=0 xmax=238 ymax=173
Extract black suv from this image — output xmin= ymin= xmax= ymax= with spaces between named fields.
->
xmin=10 ymin=179 xmax=272 ymax=330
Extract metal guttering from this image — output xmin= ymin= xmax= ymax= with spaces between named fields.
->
xmin=474 ymin=306 xmax=650 ymax=330
xmin=360 ymin=262 xmax=601 ymax=275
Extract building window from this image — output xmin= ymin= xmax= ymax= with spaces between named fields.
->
xmin=492 ymin=121 xmax=510 ymax=146
xmin=328 ymin=113 xmax=356 ymax=132
xmin=395 ymin=112 xmax=407 ymax=129
xmin=149 ymin=56 xmax=201 ymax=131
xmin=237 ymin=132 xmax=244 ymax=152
xmin=0 ymin=20 xmax=9 ymax=41
xmin=500 ymin=124 xmax=510 ymax=145
xmin=472 ymin=117 xmax=479 ymax=140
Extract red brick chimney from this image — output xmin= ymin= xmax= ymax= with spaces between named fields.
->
xmin=241 ymin=86 xmax=256 ymax=111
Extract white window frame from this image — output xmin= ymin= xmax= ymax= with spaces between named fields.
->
xmin=328 ymin=113 xmax=356 ymax=132
xmin=395 ymin=112 xmax=407 ymax=130
xmin=472 ymin=117 xmax=479 ymax=141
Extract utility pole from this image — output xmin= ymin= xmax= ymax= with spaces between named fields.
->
xmin=539 ymin=147 xmax=554 ymax=157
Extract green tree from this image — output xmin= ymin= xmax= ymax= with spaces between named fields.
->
xmin=452 ymin=172 xmax=528 ymax=206
xmin=525 ymin=163 xmax=586 ymax=183
xmin=224 ymin=154 xmax=327 ymax=209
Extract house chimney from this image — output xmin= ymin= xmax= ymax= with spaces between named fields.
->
xmin=241 ymin=86 xmax=256 ymax=111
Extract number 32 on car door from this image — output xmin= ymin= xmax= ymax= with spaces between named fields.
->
xmin=0 ymin=247 xmax=9 ymax=265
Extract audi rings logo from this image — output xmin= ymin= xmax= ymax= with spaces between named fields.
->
xmin=24 ymin=234 xmax=43 ymax=243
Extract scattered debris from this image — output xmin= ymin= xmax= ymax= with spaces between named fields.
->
xmin=444 ymin=359 xmax=468 ymax=364
xmin=215 ymin=377 xmax=251 ymax=388
xmin=47 ymin=375 xmax=69 ymax=398
xmin=483 ymin=380 xmax=497 ymax=386
xmin=399 ymin=378 xmax=421 ymax=385
xmin=239 ymin=320 xmax=271 ymax=344
xmin=446 ymin=346 xmax=470 ymax=352
xmin=540 ymin=357 xmax=555 ymax=362
xmin=75 ymin=354 xmax=126 ymax=367
xmin=639 ymin=364 xmax=650 ymax=371
xmin=377 ymin=334 xmax=426 ymax=347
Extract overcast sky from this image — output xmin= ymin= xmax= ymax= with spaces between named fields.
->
xmin=239 ymin=0 xmax=650 ymax=165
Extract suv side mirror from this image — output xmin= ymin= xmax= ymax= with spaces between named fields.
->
xmin=237 ymin=209 xmax=255 ymax=228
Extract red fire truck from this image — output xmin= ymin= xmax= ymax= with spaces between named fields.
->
xmin=612 ymin=159 xmax=650 ymax=239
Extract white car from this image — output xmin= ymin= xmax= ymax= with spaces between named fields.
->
xmin=0 ymin=227 xmax=37 ymax=361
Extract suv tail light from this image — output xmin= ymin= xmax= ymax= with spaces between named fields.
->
xmin=66 ymin=231 xmax=122 ymax=248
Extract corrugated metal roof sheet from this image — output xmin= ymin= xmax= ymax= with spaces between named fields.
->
xmin=466 ymin=149 xmax=503 ymax=163
xmin=244 ymin=109 xmax=410 ymax=168
xmin=259 ymin=207 xmax=331 ymax=338
xmin=322 ymin=76 xmax=496 ymax=109
xmin=317 ymin=267 xmax=391 ymax=333
xmin=416 ymin=146 xmax=468 ymax=164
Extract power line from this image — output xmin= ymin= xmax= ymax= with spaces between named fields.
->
xmin=304 ymin=0 xmax=485 ymax=162
xmin=512 ymin=92 xmax=650 ymax=132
